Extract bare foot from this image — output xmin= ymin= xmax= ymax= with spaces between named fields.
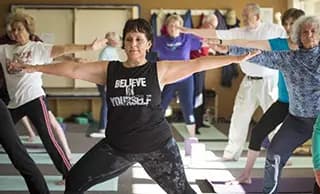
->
xmin=55 ymin=179 xmax=65 ymax=185
xmin=226 ymin=174 xmax=252 ymax=185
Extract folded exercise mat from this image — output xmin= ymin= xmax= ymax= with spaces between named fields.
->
xmin=0 ymin=175 xmax=118 ymax=191
xmin=208 ymin=177 xmax=315 ymax=193
xmin=172 ymin=122 xmax=227 ymax=140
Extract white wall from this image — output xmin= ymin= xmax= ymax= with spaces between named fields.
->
xmin=288 ymin=0 xmax=320 ymax=15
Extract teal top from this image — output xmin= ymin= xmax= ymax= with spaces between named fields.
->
xmin=268 ymin=38 xmax=289 ymax=103
xmin=313 ymin=115 xmax=320 ymax=170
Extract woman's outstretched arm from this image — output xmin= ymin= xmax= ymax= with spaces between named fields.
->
xmin=157 ymin=50 xmax=261 ymax=86
xmin=205 ymin=38 xmax=272 ymax=50
xmin=9 ymin=60 xmax=108 ymax=85
xmin=51 ymin=38 xmax=108 ymax=58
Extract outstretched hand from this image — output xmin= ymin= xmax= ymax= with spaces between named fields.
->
xmin=89 ymin=38 xmax=108 ymax=50
xmin=7 ymin=62 xmax=36 ymax=73
xmin=238 ymin=50 xmax=261 ymax=62
xmin=209 ymin=44 xmax=229 ymax=54
xmin=176 ymin=26 xmax=192 ymax=34
xmin=204 ymin=38 xmax=221 ymax=46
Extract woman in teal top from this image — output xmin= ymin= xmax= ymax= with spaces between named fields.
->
xmin=313 ymin=116 xmax=320 ymax=187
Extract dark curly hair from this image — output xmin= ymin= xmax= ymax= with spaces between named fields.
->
xmin=122 ymin=18 xmax=153 ymax=49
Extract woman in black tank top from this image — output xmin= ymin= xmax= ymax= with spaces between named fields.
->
xmin=9 ymin=18 xmax=259 ymax=194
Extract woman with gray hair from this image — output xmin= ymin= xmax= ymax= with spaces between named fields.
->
xmin=207 ymin=8 xmax=305 ymax=185
xmin=216 ymin=15 xmax=320 ymax=193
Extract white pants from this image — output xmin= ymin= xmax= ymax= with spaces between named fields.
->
xmin=223 ymin=75 xmax=278 ymax=160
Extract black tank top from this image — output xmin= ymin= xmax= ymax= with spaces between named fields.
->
xmin=106 ymin=61 xmax=172 ymax=153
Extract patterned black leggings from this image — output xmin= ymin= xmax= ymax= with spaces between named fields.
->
xmin=65 ymin=138 xmax=196 ymax=194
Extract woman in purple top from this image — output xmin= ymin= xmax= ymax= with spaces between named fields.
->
xmin=153 ymin=14 xmax=202 ymax=137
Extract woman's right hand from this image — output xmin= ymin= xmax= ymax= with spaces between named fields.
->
xmin=238 ymin=50 xmax=261 ymax=62
xmin=176 ymin=26 xmax=192 ymax=34
xmin=208 ymin=44 xmax=229 ymax=54
xmin=7 ymin=62 xmax=36 ymax=73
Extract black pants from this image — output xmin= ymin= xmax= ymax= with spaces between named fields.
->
xmin=0 ymin=99 xmax=49 ymax=194
xmin=263 ymin=114 xmax=315 ymax=193
xmin=193 ymin=71 xmax=206 ymax=129
xmin=9 ymin=96 xmax=71 ymax=178
xmin=249 ymin=101 xmax=289 ymax=151
xmin=314 ymin=182 xmax=320 ymax=194
xmin=65 ymin=138 xmax=196 ymax=194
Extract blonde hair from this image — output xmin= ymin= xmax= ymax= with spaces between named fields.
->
xmin=105 ymin=32 xmax=120 ymax=41
xmin=6 ymin=12 xmax=35 ymax=34
xmin=165 ymin=14 xmax=184 ymax=26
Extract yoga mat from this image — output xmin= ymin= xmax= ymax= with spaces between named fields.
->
xmin=0 ymin=153 xmax=84 ymax=164
xmin=172 ymin=122 xmax=227 ymax=140
xmin=19 ymin=135 xmax=43 ymax=144
xmin=0 ymin=147 xmax=46 ymax=153
xmin=208 ymin=177 xmax=315 ymax=193
xmin=0 ymin=150 xmax=313 ymax=169
xmin=0 ymin=175 xmax=117 ymax=191
xmin=177 ymin=141 xmax=250 ymax=151
xmin=0 ymin=136 xmax=45 ymax=153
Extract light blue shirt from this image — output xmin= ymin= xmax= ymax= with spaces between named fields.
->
xmin=99 ymin=46 xmax=121 ymax=61
xmin=229 ymin=45 xmax=320 ymax=118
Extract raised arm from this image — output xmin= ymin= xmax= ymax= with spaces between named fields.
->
xmin=9 ymin=61 xmax=108 ymax=85
xmin=51 ymin=38 xmax=108 ymax=58
xmin=228 ymin=46 xmax=292 ymax=69
xmin=206 ymin=38 xmax=271 ymax=50
xmin=157 ymin=50 xmax=260 ymax=86
xmin=178 ymin=26 xmax=218 ymax=38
